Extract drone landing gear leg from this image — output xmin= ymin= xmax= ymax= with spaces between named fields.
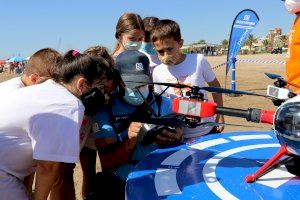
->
xmin=245 ymin=144 xmax=288 ymax=183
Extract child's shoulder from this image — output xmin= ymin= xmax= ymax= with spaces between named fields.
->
xmin=152 ymin=62 xmax=166 ymax=74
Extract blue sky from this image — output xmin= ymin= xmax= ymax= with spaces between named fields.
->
xmin=0 ymin=0 xmax=292 ymax=58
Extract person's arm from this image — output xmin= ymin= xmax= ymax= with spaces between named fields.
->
xmin=34 ymin=160 xmax=60 ymax=200
xmin=96 ymin=122 xmax=141 ymax=171
xmin=207 ymin=78 xmax=225 ymax=132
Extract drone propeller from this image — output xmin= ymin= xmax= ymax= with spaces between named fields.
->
xmin=125 ymin=81 xmax=269 ymax=98
xmin=264 ymin=72 xmax=282 ymax=80
xmin=200 ymin=86 xmax=269 ymax=98
xmin=265 ymin=72 xmax=300 ymax=89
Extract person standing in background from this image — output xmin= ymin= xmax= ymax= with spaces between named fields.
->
xmin=112 ymin=12 xmax=145 ymax=58
xmin=139 ymin=17 xmax=161 ymax=73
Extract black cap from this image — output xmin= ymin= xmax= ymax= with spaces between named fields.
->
xmin=115 ymin=50 xmax=151 ymax=89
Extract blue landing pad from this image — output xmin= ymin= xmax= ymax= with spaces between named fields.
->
xmin=126 ymin=131 xmax=300 ymax=200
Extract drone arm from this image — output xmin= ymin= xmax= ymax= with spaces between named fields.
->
xmin=216 ymin=107 xmax=274 ymax=124
xmin=260 ymin=110 xmax=275 ymax=125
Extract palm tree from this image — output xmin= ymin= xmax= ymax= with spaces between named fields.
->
xmin=221 ymin=39 xmax=229 ymax=50
xmin=245 ymin=34 xmax=257 ymax=52
xmin=262 ymin=39 xmax=269 ymax=51
xmin=197 ymin=39 xmax=206 ymax=44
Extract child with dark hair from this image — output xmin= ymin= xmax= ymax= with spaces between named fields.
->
xmin=112 ymin=12 xmax=145 ymax=58
xmin=0 ymin=50 xmax=111 ymax=199
xmin=151 ymin=19 xmax=225 ymax=138
xmin=79 ymin=46 xmax=119 ymax=198
xmin=139 ymin=17 xmax=161 ymax=72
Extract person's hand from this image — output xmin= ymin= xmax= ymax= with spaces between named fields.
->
xmin=215 ymin=115 xmax=225 ymax=133
xmin=156 ymin=127 xmax=184 ymax=145
xmin=128 ymin=122 xmax=142 ymax=139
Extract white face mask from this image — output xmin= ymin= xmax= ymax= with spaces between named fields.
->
xmin=123 ymin=41 xmax=142 ymax=51
xmin=285 ymin=0 xmax=300 ymax=14
xmin=123 ymin=86 xmax=149 ymax=106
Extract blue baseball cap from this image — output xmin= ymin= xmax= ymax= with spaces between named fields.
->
xmin=115 ymin=50 xmax=151 ymax=89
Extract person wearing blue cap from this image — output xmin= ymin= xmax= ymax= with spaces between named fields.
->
xmin=84 ymin=50 xmax=183 ymax=200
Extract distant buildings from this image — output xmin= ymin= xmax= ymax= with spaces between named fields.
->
xmin=181 ymin=27 xmax=287 ymax=55
xmin=181 ymin=43 xmax=219 ymax=56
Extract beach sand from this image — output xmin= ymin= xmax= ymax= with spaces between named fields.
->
xmin=0 ymin=53 xmax=287 ymax=199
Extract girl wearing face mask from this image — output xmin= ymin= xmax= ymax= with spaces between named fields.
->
xmin=112 ymin=12 xmax=145 ymax=59
xmin=284 ymin=0 xmax=300 ymax=92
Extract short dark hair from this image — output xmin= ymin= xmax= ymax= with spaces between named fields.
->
xmin=151 ymin=19 xmax=182 ymax=43
xmin=143 ymin=17 xmax=159 ymax=41
xmin=52 ymin=50 xmax=111 ymax=85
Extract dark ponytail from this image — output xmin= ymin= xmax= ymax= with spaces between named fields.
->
xmin=51 ymin=50 xmax=111 ymax=85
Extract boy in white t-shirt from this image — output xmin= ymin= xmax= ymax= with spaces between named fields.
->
xmin=151 ymin=19 xmax=224 ymax=138
xmin=0 ymin=48 xmax=62 ymax=197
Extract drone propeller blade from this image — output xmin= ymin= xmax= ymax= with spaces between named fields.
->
xmin=201 ymin=86 xmax=269 ymax=98
xmin=264 ymin=72 xmax=282 ymax=80
xmin=286 ymin=81 xmax=300 ymax=89
xmin=264 ymin=73 xmax=300 ymax=89
xmin=124 ymin=81 xmax=190 ymax=89
xmin=125 ymin=81 xmax=269 ymax=97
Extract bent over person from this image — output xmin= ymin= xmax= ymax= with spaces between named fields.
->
xmin=0 ymin=50 xmax=111 ymax=200
xmin=84 ymin=50 xmax=184 ymax=200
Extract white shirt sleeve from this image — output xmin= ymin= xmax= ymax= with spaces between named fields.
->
xmin=31 ymin=110 xmax=81 ymax=163
xmin=152 ymin=66 xmax=163 ymax=94
xmin=199 ymin=55 xmax=216 ymax=83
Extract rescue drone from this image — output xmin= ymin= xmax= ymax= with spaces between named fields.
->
xmin=125 ymin=76 xmax=300 ymax=183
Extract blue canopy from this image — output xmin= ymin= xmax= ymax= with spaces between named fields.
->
xmin=8 ymin=56 xmax=25 ymax=62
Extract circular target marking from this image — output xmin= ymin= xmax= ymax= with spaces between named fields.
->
xmin=126 ymin=132 xmax=300 ymax=200
xmin=202 ymin=143 xmax=280 ymax=200
xmin=154 ymin=134 xmax=274 ymax=197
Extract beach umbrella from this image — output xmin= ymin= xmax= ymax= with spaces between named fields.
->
xmin=8 ymin=56 xmax=25 ymax=62
xmin=0 ymin=60 xmax=6 ymax=65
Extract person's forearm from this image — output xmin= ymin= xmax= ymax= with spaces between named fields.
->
xmin=34 ymin=161 xmax=61 ymax=200
xmin=98 ymin=137 xmax=137 ymax=171
xmin=212 ymin=93 xmax=223 ymax=106
xmin=208 ymin=78 xmax=223 ymax=106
